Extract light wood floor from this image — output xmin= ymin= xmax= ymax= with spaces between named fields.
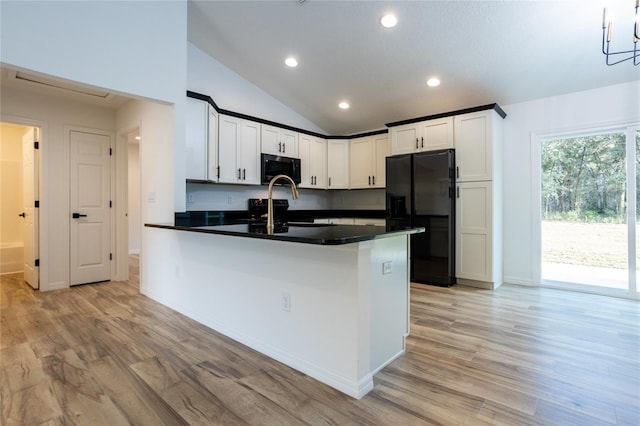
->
xmin=1 ymin=257 xmax=638 ymax=425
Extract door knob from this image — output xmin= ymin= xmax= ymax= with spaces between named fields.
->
xmin=18 ymin=212 xmax=26 ymax=218
xmin=72 ymin=213 xmax=88 ymax=219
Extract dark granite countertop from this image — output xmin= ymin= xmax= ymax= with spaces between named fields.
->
xmin=145 ymin=222 xmax=424 ymax=245
xmin=175 ymin=209 xmax=386 ymax=227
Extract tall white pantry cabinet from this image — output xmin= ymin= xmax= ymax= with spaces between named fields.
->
xmin=454 ymin=109 xmax=503 ymax=289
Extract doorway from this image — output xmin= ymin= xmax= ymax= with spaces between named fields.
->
xmin=538 ymin=125 xmax=639 ymax=297
xmin=0 ymin=122 xmax=40 ymax=288
xmin=68 ymin=129 xmax=113 ymax=286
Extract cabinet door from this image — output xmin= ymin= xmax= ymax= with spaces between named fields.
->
xmin=350 ymin=137 xmax=373 ymax=188
xmin=218 ymin=115 xmax=241 ymax=183
xmin=185 ymin=98 xmax=208 ymax=180
xmin=309 ymin=137 xmax=327 ymax=188
xmin=373 ymin=134 xmax=389 ymax=188
xmin=390 ymin=123 xmax=419 ymax=155
xmin=454 ymin=111 xmax=493 ymax=182
xmin=327 ymin=140 xmax=350 ymax=189
xmin=261 ymin=125 xmax=298 ymax=158
xmin=206 ymin=105 xmax=219 ymax=182
xmin=298 ymin=134 xmax=312 ymax=188
xmin=420 ymin=117 xmax=453 ymax=151
xmin=456 ymin=181 xmax=492 ymax=281
xmin=239 ymin=120 xmax=261 ymax=184
xmin=280 ymin=129 xmax=299 ymax=158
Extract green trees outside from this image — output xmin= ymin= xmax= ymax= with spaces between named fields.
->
xmin=541 ymin=132 xmax=638 ymax=223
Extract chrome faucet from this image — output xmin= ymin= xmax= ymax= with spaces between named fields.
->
xmin=267 ymin=174 xmax=299 ymax=233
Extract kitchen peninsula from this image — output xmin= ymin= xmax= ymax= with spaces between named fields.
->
xmin=144 ymin=222 xmax=423 ymax=398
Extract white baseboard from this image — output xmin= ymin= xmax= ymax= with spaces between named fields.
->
xmin=503 ymin=276 xmax=535 ymax=286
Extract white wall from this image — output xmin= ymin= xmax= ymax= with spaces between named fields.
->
xmin=1 ymin=86 xmax=117 ymax=290
xmin=1 ymin=0 xmax=188 ymax=213
xmin=127 ymin=139 xmax=141 ymax=254
xmin=0 ymin=123 xmax=26 ymax=245
xmin=502 ymin=80 xmax=640 ymax=286
xmin=188 ymin=42 xmax=326 ymax=134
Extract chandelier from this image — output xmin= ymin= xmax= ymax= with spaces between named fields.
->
xmin=601 ymin=1 xmax=640 ymax=65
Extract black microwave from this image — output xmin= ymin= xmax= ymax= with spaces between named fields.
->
xmin=261 ymin=153 xmax=301 ymax=185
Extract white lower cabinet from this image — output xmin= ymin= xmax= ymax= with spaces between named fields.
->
xmin=455 ymin=180 xmax=502 ymax=288
xmin=299 ymin=134 xmax=327 ymax=189
xmin=218 ymin=115 xmax=261 ymax=185
xmin=327 ymin=139 xmax=350 ymax=189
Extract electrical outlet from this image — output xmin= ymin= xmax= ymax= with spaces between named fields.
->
xmin=227 ymin=194 xmax=233 ymax=204
xmin=382 ymin=261 xmax=392 ymax=275
xmin=187 ymin=193 xmax=194 ymax=203
xmin=282 ymin=293 xmax=291 ymax=312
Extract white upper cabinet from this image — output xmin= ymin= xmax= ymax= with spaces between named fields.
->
xmin=454 ymin=110 xmax=501 ymax=183
xmin=390 ymin=117 xmax=453 ymax=155
xmin=349 ymin=134 xmax=388 ymax=189
xmin=373 ymin=134 xmax=389 ymax=188
xmin=327 ymin=139 xmax=350 ymax=189
xmin=299 ymin=134 xmax=327 ymax=189
xmin=261 ymin=124 xmax=299 ymax=158
xmin=185 ymin=97 xmax=218 ymax=181
xmin=218 ymin=114 xmax=261 ymax=185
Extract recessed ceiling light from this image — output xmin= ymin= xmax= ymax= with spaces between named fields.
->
xmin=135 ymin=136 xmax=141 ymax=140
xmin=285 ymin=57 xmax=298 ymax=67
xmin=338 ymin=101 xmax=350 ymax=110
xmin=380 ymin=14 xmax=397 ymax=28
xmin=427 ymin=77 xmax=441 ymax=87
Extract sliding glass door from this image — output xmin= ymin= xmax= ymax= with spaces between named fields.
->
xmin=540 ymin=125 xmax=638 ymax=297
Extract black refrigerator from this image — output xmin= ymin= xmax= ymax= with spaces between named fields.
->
xmin=386 ymin=149 xmax=456 ymax=286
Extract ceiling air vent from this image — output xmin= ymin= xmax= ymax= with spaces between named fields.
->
xmin=14 ymin=71 xmax=110 ymax=98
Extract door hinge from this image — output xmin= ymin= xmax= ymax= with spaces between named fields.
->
xmin=109 ymin=253 xmax=113 ymax=261
xmin=109 ymin=148 xmax=113 ymax=156
xmin=109 ymin=200 xmax=112 ymax=208
xmin=34 ymin=200 xmax=40 ymax=208
xmin=35 ymin=259 xmax=40 ymax=267
xmin=34 ymin=141 xmax=39 ymax=149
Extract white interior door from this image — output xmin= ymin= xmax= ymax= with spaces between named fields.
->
xmin=69 ymin=130 xmax=111 ymax=285
xmin=22 ymin=128 xmax=39 ymax=289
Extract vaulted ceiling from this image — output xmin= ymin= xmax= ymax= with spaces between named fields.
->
xmin=188 ymin=0 xmax=640 ymax=135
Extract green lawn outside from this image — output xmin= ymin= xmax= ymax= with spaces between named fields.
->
xmin=542 ymin=220 xmax=639 ymax=270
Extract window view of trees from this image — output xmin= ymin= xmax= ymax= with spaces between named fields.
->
xmin=542 ymin=132 xmax=628 ymax=223
xmin=541 ymin=131 xmax=637 ymax=281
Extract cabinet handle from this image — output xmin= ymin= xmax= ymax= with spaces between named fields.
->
xmin=217 ymin=166 xmax=220 ymax=179
xmin=238 ymin=168 xmax=241 ymax=179
xmin=421 ymin=136 xmax=424 ymax=148
xmin=415 ymin=138 xmax=419 ymax=149
xmin=278 ymin=142 xmax=282 ymax=152
xmin=372 ymin=176 xmax=376 ymax=185
xmin=243 ymin=168 xmax=246 ymax=180
xmin=329 ymin=177 xmax=331 ymax=187
xmin=368 ymin=176 xmax=371 ymax=185
xmin=283 ymin=143 xmax=286 ymax=153
xmin=456 ymin=166 xmax=459 ymax=179
xmin=456 ymin=187 xmax=460 ymax=198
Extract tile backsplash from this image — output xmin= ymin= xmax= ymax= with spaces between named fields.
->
xmin=186 ymin=183 xmax=385 ymax=211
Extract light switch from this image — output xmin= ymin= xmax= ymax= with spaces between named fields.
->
xmin=382 ymin=261 xmax=392 ymax=275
